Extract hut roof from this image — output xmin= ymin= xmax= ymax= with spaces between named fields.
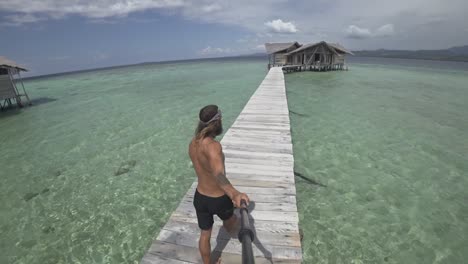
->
xmin=286 ymin=41 xmax=354 ymax=55
xmin=0 ymin=56 xmax=27 ymax=71
xmin=264 ymin=42 xmax=300 ymax=54
xmin=327 ymin=43 xmax=354 ymax=55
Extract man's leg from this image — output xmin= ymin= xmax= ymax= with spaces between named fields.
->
xmin=199 ymin=228 xmax=212 ymax=264
xmin=223 ymin=214 xmax=238 ymax=235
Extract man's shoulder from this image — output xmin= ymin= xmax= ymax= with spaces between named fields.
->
xmin=202 ymin=138 xmax=222 ymax=151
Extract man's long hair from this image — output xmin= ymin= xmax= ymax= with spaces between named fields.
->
xmin=195 ymin=105 xmax=223 ymax=140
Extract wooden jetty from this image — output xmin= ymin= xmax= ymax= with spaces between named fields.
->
xmin=141 ymin=67 xmax=302 ymax=263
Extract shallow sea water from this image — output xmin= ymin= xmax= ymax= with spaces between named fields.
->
xmin=286 ymin=61 xmax=468 ymax=263
xmin=2 ymin=57 xmax=468 ymax=264
xmin=0 ymin=59 xmax=266 ymax=263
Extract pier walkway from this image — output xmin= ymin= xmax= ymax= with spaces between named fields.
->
xmin=141 ymin=67 xmax=302 ymax=263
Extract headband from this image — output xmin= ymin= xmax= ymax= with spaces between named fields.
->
xmin=200 ymin=109 xmax=222 ymax=125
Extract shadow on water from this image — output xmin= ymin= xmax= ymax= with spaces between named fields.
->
xmin=289 ymin=110 xmax=309 ymax=117
xmin=211 ymin=201 xmax=272 ymax=263
xmin=0 ymin=108 xmax=21 ymax=118
xmin=0 ymin=97 xmax=58 ymax=118
xmin=294 ymin=171 xmax=327 ymax=187
xmin=29 ymin=97 xmax=58 ymax=106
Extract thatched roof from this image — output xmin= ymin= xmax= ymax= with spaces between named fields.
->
xmin=264 ymin=42 xmax=300 ymax=54
xmin=0 ymin=56 xmax=27 ymax=71
xmin=286 ymin=41 xmax=354 ymax=55
xmin=327 ymin=43 xmax=354 ymax=55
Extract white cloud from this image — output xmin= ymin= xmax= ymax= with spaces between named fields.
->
xmin=87 ymin=18 xmax=120 ymax=24
xmin=201 ymin=4 xmax=221 ymax=13
xmin=346 ymin=24 xmax=395 ymax=39
xmin=1 ymin=13 xmax=45 ymax=26
xmin=265 ymin=19 xmax=298 ymax=34
xmin=253 ymin=45 xmax=265 ymax=52
xmin=346 ymin=25 xmax=372 ymax=39
xmin=0 ymin=0 xmax=467 ymax=49
xmin=0 ymin=0 xmax=185 ymax=21
xmin=375 ymin=24 xmax=395 ymax=37
xmin=198 ymin=46 xmax=233 ymax=56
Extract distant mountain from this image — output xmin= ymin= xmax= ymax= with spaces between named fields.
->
xmin=353 ymin=45 xmax=468 ymax=62
xmin=448 ymin=45 xmax=468 ymax=55
xmin=240 ymin=52 xmax=268 ymax=58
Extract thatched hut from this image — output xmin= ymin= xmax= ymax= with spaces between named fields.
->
xmin=265 ymin=41 xmax=353 ymax=72
xmin=286 ymin=41 xmax=353 ymax=70
xmin=0 ymin=56 xmax=30 ymax=109
xmin=265 ymin=42 xmax=301 ymax=68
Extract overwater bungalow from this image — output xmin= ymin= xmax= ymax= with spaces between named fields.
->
xmin=265 ymin=41 xmax=353 ymax=72
xmin=0 ymin=56 xmax=30 ymax=109
xmin=265 ymin=42 xmax=301 ymax=67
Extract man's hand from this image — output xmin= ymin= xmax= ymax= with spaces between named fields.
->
xmin=232 ymin=192 xmax=250 ymax=208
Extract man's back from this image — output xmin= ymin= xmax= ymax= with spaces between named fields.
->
xmin=189 ymin=104 xmax=249 ymax=264
xmin=189 ymin=137 xmax=225 ymax=197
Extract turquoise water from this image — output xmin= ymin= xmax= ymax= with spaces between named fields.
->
xmin=287 ymin=62 xmax=468 ymax=263
xmin=0 ymin=59 xmax=266 ymax=263
xmin=2 ymin=57 xmax=468 ymax=264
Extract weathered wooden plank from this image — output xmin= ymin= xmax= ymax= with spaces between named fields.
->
xmin=230 ymin=124 xmax=290 ymax=132
xmin=141 ymin=253 xmax=195 ymax=264
xmin=225 ymin=162 xmax=293 ymax=172
xmin=185 ymin=193 xmax=296 ymax=204
xmin=224 ymin=167 xmax=294 ymax=177
xmin=176 ymin=199 xmax=298 ymax=213
xmin=169 ymin=214 xmax=300 ymax=234
xmin=147 ymin=241 xmax=300 ymax=264
xmin=174 ymin=204 xmax=299 ymax=223
xmin=226 ymin=172 xmax=295 ymax=183
xmin=233 ymin=119 xmax=290 ymax=126
xmin=187 ymin=185 xmax=296 ymax=196
xmin=241 ymin=110 xmax=289 ymax=115
xmin=162 ymin=221 xmax=301 ymax=248
xmin=222 ymin=144 xmax=293 ymax=155
xmin=236 ymin=116 xmax=288 ymax=121
xmin=229 ymin=178 xmax=293 ymax=189
xmin=145 ymin=241 xmax=203 ymax=264
xmin=223 ymin=136 xmax=292 ymax=146
xmin=233 ymin=120 xmax=290 ymax=127
xmin=157 ymin=229 xmax=302 ymax=260
xmin=247 ymin=99 xmax=286 ymax=104
xmin=248 ymin=99 xmax=285 ymax=102
xmin=225 ymin=157 xmax=294 ymax=167
xmin=184 ymin=183 xmax=297 ymax=195
xmin=238 ymin=110 xmax=289 ymax=117
xmin=238 ymin=112 xmax=289 ymax=116
xmin=223 ymin=129 xmax=291 ymax=140
xmin=223 ymin=135 xmax=292 ymax=145
xmin=222 ymin=149 xmax=293 ymax=159
xmin=224 ymin=131 xmax=292 ymax=140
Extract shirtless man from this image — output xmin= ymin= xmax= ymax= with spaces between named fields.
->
xmin=189 ymin=105 xmax=250 ymax=264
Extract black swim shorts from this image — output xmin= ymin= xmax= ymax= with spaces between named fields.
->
xmin=193 ymin=189 xmax=234 ymax=230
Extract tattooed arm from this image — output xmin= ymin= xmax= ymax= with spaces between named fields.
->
xmin=209 ymin=141 xmax=250 ymax=207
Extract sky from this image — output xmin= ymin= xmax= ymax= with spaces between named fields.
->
xmin=1 ymin=0 xmax=468 ymax=76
